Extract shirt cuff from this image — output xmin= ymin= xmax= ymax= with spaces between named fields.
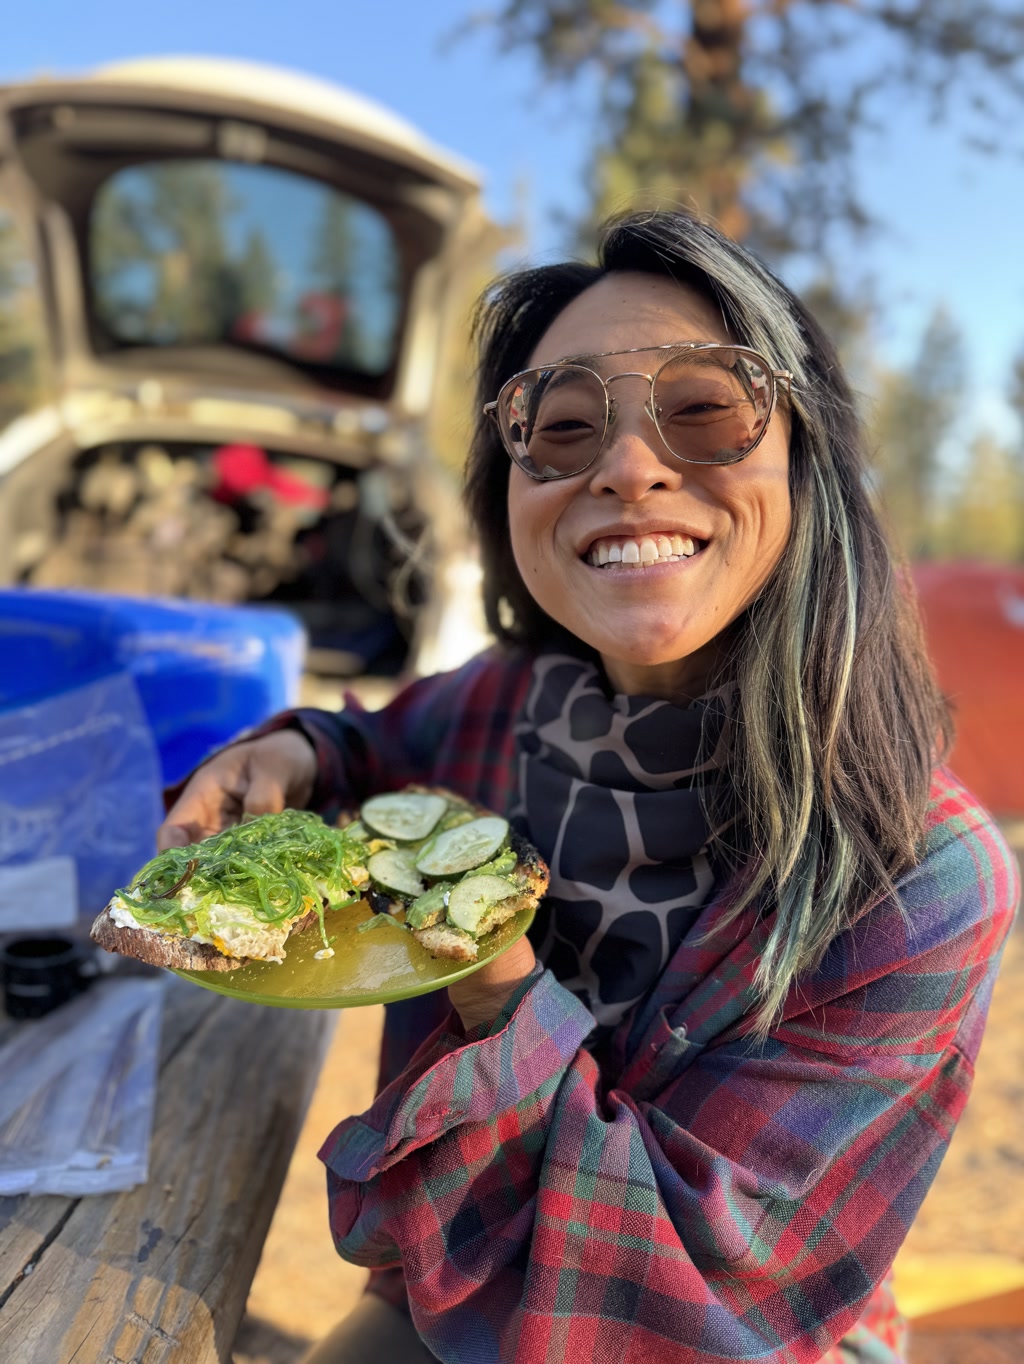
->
xmin=318 ymin=967 xmax=595 ymax=1182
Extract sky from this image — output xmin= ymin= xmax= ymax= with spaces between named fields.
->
xmin=2 ymin=0 xmax=1021 ymax=442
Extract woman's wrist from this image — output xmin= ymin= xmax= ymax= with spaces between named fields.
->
xmin=447 ymin=935 xmax=537 ymax=1033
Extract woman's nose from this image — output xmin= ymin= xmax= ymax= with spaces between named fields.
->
xmin=586 ymin=403 xmax=683 ymax=500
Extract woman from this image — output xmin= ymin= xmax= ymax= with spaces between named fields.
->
xmin=163 ymin=211 xmax=1019 ymax=1363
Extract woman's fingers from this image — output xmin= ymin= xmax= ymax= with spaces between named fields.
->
xmin=245 ymin=731 xmax=318 ymax=812
xmin=157 ymin=822 xmax=195 ymax=851
xmin=158 ymin=754 xmax=247 ymax=849
xmin=241 ymin=762 xmax=289 ymax=817
xmin=155 ymin=730 xmax=318 ymax=851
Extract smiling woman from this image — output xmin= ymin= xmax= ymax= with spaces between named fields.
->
xmin=503 ymin=277 xmax=793 ymax=701
xmin=159 ymin=209 xmax=1019 ymax=1364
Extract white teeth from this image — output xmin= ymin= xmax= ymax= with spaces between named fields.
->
xmin=587 ymin=534 xmax=704 ymax=566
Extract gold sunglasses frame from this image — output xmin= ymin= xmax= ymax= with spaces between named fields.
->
xmin=483 ymin=342 xmax=795 ymax=480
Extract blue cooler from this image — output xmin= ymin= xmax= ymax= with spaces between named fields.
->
xmin=0 ymin=589 xmax=307 ymax=786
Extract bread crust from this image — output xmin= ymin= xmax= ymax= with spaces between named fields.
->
xmin=407 ymin=818 xmax=549 ymax=962
xmin=91 ymin=786 xmax=548 ymax=971
xmin=89 ymin=905 xmax=319 ymax=972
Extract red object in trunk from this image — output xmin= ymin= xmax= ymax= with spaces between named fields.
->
xmin=211 ymin=444 xmax=329 ymax=510
xmin=912 ymin=562 xmax=1024 ymax=817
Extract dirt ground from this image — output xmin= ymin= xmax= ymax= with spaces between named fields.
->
xmin=234 ymin=832 xmax=1024 ymax=1364
xmin=234 ymin=1002 xmax=386 ymax=1364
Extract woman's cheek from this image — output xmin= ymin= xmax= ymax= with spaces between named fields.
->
xmin=507 ymin=480 xmax=563 ymax=599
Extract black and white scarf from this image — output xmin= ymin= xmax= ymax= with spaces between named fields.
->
xmin=514 ymin=653 xmax=734 ymax=1031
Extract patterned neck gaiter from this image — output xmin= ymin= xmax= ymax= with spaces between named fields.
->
xmin=513 ymin=653 xmax=734 ymax=1031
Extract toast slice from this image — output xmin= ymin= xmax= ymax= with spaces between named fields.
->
xmin=357 ymin=787 xmax=548 ymax=963
xmin=90 ymin=809 xmax=368 ymax=971
xmin=90 ymin=903 xmax=320 ymax=972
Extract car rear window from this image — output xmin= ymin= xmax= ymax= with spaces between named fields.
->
xmin=89 ymin=160 xmax=402 ymax=378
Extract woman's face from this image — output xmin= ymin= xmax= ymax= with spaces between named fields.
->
xmin=506 ymin=271 xmax=793 ymax=700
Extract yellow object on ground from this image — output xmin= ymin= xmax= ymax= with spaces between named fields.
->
xmin=893 ymin=1253 xmax=1024 ymax=1324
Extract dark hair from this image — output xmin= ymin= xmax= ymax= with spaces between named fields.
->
xmin=464 ymin=209 xmax=953 ymax=1031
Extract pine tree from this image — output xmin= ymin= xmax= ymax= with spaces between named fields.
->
xmin=869 ymin=308 xmax=965 ymax=560
xmin=485 ymin=1 xmax=1024 ymax=266
xmin=237 ymin=228 xmax=278 ymax=317
xmin=937 ymin=432 xmax=1024 ymax=562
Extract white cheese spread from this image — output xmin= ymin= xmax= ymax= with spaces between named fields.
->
xmin=107 ymin=890 xmax=294 ymax=962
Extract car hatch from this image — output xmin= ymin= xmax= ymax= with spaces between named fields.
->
xmin=0 ymin=56 xmax=483 ymax=440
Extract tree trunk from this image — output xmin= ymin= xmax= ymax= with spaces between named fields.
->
xmin=683 ymin=0 xmax=752 ymax=237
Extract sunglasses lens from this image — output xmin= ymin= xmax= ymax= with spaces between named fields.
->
xmin=496 ymin=349 xmax=776 ymax=476
xmin=653 ymin=350 xmax=772 ymax=463
xmin=500 ymin=365 xmax=606 ymax=479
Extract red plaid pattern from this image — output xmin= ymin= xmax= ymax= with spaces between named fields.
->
xmin=264 ymin=651 xmax=1018 ymax=1363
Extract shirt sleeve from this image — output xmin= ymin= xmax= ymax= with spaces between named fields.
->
xmin=317 ymin=793 xmax=1019 ymax=1364
xmin=161 ymin=647 xmax=525 ymax=819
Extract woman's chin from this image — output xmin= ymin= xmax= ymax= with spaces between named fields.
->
xmin=579 ymin=621 xmax=713 ymax=673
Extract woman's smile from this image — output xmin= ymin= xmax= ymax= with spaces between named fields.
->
xmin=582 ymin=533 xmax=707 ymax=567
xmin=507 ymin=272 xmax=792 ymax=701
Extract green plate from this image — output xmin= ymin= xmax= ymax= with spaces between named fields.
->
xmin=170 ymin=899 xmax=536 ymax=1009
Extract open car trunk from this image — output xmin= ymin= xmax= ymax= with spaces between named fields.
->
xmin=0 ymin=57 xmax=488 ymax=676
xmin=21 ymin=436 xmax=428 ymax=676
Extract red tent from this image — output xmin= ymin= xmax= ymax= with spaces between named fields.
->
xmin=912 ymin=562 xmax=1024 ymax=817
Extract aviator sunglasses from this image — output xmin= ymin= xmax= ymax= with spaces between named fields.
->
xmin=484 ymin=342 xmax=794 ymax=481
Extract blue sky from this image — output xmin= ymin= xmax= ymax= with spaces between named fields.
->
xmin=3 ymin=0 xmax=1021 ymax=440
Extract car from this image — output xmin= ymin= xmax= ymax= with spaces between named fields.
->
xmin=0 ymin=55 xmax=493 ymax=681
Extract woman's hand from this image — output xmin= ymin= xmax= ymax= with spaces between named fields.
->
xmin=447 ymin=934 xmax=537 ymax=1033
xmin=157 ymin=730 xmax=318 ymax=851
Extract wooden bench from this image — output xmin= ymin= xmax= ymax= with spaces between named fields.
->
xmin=0 ymin=973 xmax=333 ymax=1363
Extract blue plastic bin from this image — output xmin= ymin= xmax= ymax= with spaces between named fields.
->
xmin=0 ymin=590 xmax=307 ymax=785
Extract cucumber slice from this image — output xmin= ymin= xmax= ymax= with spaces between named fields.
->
xmin=361 ymin=793 xmax=448 ymax=842
xmin=462 ymin=848 xmax=517 ymax=880
xmin=437 ymin=809 xmax=475 ymax=832
xmin=406 ymin=881 xmax=452 ymax=930
xmin=446 ymin=875 xmax=518 ymax=936
xmin=414 ymin=817 xmax=510 ymax=878
xmin=367 ymin=849 xmax=425 ymax=899
xmin=342 ymin=820 xmax=368 ymax=842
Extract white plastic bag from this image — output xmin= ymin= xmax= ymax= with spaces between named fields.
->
xmin=0 ymin=669 xmax=163 ymax=921
xmin=0 ymin=976 xmax=164 ymax=1196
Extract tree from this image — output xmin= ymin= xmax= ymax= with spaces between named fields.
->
xmin=868 ymin=307 xmax=965 ymax=559
xmin=1005 ymin=346 xmax=1024 ymax=558
xmin=482 ymin=1 xmax=1024 ymax=265
xmin=237 ymin=228 xmax=278 ymax=317
xmin=308 ymin=195 xmax=367 ymax=363
xmin=91 ymin=162 xmax=240 ymax=344
xmin=147 ymin=163 xmax=239 ymax=341
xmin=1010 ymin=349 xmax=1024 ymax=444
xmin=934 ymin=430 xmax=1024 ymax=563
xmin=310 ymin=195 xmax=358 ymax=295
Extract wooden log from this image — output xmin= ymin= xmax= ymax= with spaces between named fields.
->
xmin=0 ymin=975 xmax=333 ymax=1362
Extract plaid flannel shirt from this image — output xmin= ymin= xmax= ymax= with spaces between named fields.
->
xmin=264 ymin=650 xmax=1019 ymax=1364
